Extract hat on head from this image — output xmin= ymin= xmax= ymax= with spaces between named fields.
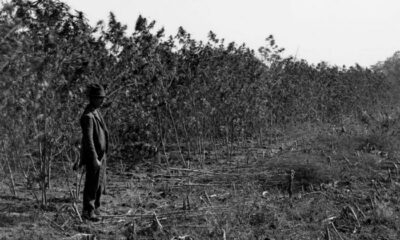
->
xmin=86 ymin=83 xmax=106 ymax=97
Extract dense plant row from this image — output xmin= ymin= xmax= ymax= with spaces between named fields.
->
xmin=1 ymin=0 xmax=390 ymax=159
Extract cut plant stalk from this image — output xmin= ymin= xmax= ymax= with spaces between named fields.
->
xmin=166 ymin=101 xmax=187 ymax=167
xmin=1 ymin=144 xmax=16 ymax=196
xmin=5 ymin=156 xmax=16 ymax=196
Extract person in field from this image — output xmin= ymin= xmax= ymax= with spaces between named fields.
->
xmin=76 ymin=83 xmax=109 ymax=221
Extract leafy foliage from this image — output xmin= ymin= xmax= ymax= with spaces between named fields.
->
xmin=0 ymin=0 xmax=391 ymax=168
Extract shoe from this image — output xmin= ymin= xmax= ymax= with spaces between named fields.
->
xmin=94 ymin=208 xmax=101 ymax=216
xmin=82 ymin=211 xmax=100 ymax=222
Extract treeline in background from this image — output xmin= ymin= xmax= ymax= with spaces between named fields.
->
xmin=1 ymin=0 xmax=399 ymax=177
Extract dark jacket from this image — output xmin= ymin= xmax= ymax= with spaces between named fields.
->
xmin=80 ymin=105 xmax=109 ymax=169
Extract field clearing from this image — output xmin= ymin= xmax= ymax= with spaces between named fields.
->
xmin=2 ymin=1 xmax=400 ymax=239
xmin=1 ymin=123 xmax=400 ymax=240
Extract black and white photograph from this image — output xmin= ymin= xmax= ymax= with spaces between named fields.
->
xmin=1 ymin=0 xmax=400 ymax=239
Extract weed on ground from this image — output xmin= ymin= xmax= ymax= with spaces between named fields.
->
xmin=1 ymin=121 xmax=400 ymax=239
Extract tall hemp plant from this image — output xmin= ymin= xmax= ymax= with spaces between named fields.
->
xmin=0 ymin=0 xmax=107 ymax=205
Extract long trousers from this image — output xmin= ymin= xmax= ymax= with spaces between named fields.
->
xmin=82 ymin=156 xmax=106 ymax=214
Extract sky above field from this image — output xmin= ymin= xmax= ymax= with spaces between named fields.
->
xmin=62 ymin=0 xmax=400 ymax=67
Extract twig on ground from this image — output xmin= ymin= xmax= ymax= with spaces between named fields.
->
xmin=321 ymin=216 xmax=337 ymax=223
xmin=346 ymin=205 xmax=360 ymax=228
xmin=325 ymin=226 xmax=331 ymax=240
xmin=204 ymin=191 xmax=212 ymax=206
xmin=101 ymin=206 xmax=233 ymax=221
xmin=302 ymin=191 xmax=329 ymax=198
xmin=72 ymin=202 xmax=82 ymax=223
xmin=61 ymin=219 xmax=70 ymax=229
xmin=355 ymin=204 xmax=366 ymax=219
xmin=151 ymin=212 xmax=163 ymax=232
xmin=287 ymin=169 xmax=295 ymax=199
xmin=330 ymin=222 xmax=345 ymax=240
xmin=43 ymin=214 xmax=65 ymax=232
xmin=173 ymin=225 xmax=208 ymax=228
xmin=343 ymin=157 xmax=352 ymax=166
xmin=172 ymin=183 xmax=245 ymax=188
xmin=169 ymin=168 xmax=213 ymax=175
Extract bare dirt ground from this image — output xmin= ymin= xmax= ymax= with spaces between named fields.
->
xmin=1 ymin=124 xmax=400 ymax=240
